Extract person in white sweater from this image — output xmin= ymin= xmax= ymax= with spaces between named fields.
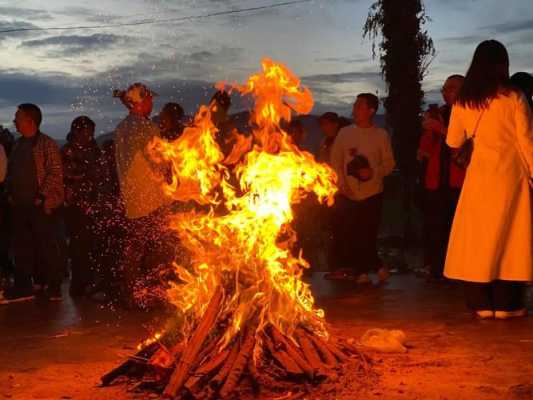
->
xmin=327 ymin=93 xmax=396 ymax=284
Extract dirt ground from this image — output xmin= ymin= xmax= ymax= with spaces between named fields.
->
xmin=1 ymin=274 xmax=532 ymax=400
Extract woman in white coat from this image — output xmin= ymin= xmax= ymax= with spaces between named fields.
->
xmin=445 ymin=40 xmax=533 ymax=320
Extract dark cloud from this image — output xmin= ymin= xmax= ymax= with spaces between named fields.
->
xmin=315 ymin=55 xmax=370 ymax=64
xmin=302 ymin=71 xmax=382 ymax=85
xmin=440 ymin=35 xmax=486 ymax=46
xmin=482 ymin=19 xmax=533 ymax=35
xmin=0 ymin=6 xmax=52 ymax=20
xmin=0 ymin=20 xmax=42 ymax=41
xmin=19 ymin=33 xmax=133 ymax=56
xmin=0 ymin=71 xmax=81 ymax=106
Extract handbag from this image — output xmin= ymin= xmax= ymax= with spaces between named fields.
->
xmin=453 ymin=110 xmax=484 ymax=169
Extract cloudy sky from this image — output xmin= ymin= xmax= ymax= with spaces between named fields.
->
xmin=0 ymin=0 xmax=532 ymax=138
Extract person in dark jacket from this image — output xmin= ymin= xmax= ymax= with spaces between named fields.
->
xmin=159 ymin=102 xmax=185 ymax=141
xmin=1 ymin=104 xmax=65 ymax=304
xmin=62 ymin=116 xmax=101 ymax=297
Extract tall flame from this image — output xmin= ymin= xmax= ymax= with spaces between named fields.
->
xmin=150 ymin=58 xmax=337 ymax=350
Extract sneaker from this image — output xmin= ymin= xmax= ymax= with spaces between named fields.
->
xmin=494 ymin=309 xmax=528 ymax=320
xmin=475 ymin=310 xmax=494 ymax=319
xmin=377 ymin=266 xmax=391 ymax=283
xmin=0 ymin=288 xmax=36 ymax=305
xmin=355 ymin=273 xmax=371 ymax=285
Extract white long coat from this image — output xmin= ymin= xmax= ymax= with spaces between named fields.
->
xmin=444 ymin=91 xmax=533 ymax=283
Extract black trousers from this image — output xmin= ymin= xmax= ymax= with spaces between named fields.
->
xmin=423 ymin=188 xmax=461 ymax=277
xmin=465 ymin=280 xmax=526 ymax=311
xmin=331 ymin=194 xmax=383 ymax=275
xmin=11 ymin=206 xmax=65 ymax=293
xmin=65 ymin=206 xmax=94 ymax=294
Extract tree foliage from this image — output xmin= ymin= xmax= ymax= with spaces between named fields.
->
xmin=363 ymin=0 xmax=435 ymax=175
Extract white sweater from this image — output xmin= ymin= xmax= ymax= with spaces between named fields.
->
xmin=331 ymin=124 xmax=395 ymax=201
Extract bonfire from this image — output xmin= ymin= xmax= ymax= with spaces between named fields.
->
xmin=102 ymin=59 xmax=371 ymax=399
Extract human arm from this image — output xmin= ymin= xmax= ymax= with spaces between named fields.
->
xmin=445 ymin=105 xmax=466 ymax=149
xmin=41 ymin=138 xmax=65 ymax=212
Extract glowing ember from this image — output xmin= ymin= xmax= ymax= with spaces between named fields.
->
xmin=150 ymin=58 xmax=336 ymax=345
xmin=103 ymin=60 xmax=366 ymax=399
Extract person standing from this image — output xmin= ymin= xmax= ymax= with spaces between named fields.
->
xmin=1 ymin=104 xmax=65 ymax=304
xmin=444 ymin=40 xmax=533 ymax=320
xmin=113 ymin=83 xmax=171 ymax=307
xmin=329 ymin=94 xmax=396 ymax=283
xmin=510 ymin=72 xmax=533 ymax=110
xmin=62 ymin=116 xmax=101 ymax=297
xmin=418 ymin=75 xmax=466 ymax=280
xmin=159 ymin=102 xmax=185 ymax=142
xmin=317 ymin=112 xmax=343 ymax=165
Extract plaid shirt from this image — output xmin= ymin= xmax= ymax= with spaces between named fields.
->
xmin=9 ymin=132 xmax=64 ymax=209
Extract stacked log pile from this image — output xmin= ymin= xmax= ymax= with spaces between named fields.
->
xmin=101 ymin=288 xmax=372 ymax=399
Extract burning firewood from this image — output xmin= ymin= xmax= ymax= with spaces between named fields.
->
xmin=102 ymin=59 xmax=372 ymax=399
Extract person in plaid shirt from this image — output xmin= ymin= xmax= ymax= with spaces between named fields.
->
xmin=1 ymin=104 xmax=66 ymax=304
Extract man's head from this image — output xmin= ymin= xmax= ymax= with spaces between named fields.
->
xmin=353 ymin=93 xmax=379 ymax=127
xmin=14 ymin=103 xmax=42 ymax=138
xmin=114 ymin=83 xmax=157 ymax=118
xmin=159 ymin=102 xmax=185 ymax=132
xmin=70 ymin=116 xmax=95 ymax=145
xmin=318 ymin=112 xmax=340 ymax=139
xmin=441 ymin=75 xmax=465 ymax=105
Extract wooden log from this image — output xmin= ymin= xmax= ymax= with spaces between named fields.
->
xmin=295 ymin=329 xmax=328 ymax=377
xmin=184 ymin=348 xmax=230 ymax=396
xmin=308 ymin=335 xmax=337 ymax=368
xmin=263 ymin=334 xmax=302 ymax=376
xmin=195 ymin=349 xmax=230 ymax=376
xmin=101 ymin=342 xmax=160 ymax=386
xmin=270 ymin=327 xmax=314 ymax=379
xmin=219 ymin=328 xmax=256 ymax=398
xmin=321 ymin=338 xmax=348 ymax=362
xmin=163 ymin=286 xmax=224 ymax=398
xmin=210 ymin=340 xmax=240 ymax=389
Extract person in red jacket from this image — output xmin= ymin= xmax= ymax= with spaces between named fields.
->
xmin=418 ymin=75 xmax=465 ymax=280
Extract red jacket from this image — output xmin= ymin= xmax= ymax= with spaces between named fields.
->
xmin=418 ymin=106 xmax=466 ymax=190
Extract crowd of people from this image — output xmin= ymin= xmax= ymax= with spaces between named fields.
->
xmin=0 ymin=39 xmax=532 ymax=320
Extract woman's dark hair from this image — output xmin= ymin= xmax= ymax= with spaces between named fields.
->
xmin=457 ymin=40 xmax=510 ymax=109
xmin=68 ymin=116 xmax=95 ymax=142
xmin=510 ymin=72 xmax=533 ymax=109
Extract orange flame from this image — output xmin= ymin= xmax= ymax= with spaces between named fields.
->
xmin=150 ymin=58 xmax=337 ymax=348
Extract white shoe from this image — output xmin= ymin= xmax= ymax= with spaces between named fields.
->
xmin=377 ymin=267 xmax=391 ymax=283
xmin=494 ymin=309 xmax=528 ymax=320
xmin=475 ymin=310 xmax=494 ymax=319
xmin=355 ymin=274 xmax=371 ymax=285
